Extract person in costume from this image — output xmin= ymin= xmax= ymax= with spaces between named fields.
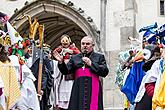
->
xmin=0 ymin=15 xmax=21 ymax=109
xmin=134 ymin=44 xmax=161 ymax=110
xmin=0 ymin=43 xmax=21 ymax=110
xmin=7 ymin=39 xmax=40 ymax=110
xmin=53 ymin=36 xmax=109 ymax=110
xmin=53 ymin=34 xmax=80 ymax=110
xmin=54 ymin=34 xmax=80 ymax=64
xmin=152 ymin=48 xmax=165 ymax=109
xmin=0 ymin=12 xmax=40 ymax=109
xmin=30 ymin=44 xmax=54 ymax=110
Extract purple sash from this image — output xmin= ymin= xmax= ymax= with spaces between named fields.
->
xmin=75 ymin=68 xmax=99 ymax=110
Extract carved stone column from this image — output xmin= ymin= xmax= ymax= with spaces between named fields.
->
xmin=100 ymin=0 xmax=107 ymax=51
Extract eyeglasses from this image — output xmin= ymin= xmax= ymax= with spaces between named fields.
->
xmin=81 ymin=42 xmax=92 ymax=45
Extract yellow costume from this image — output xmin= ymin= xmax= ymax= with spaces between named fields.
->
xmin=152 ymin=70 xmax=165 ymax=110
xmin=0 ymin=61 xmax=20 ymax=109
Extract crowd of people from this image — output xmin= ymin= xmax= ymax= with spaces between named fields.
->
xmin=116 ymin=31 xmax=165 ymax=109
xmin=0 ymin=12 xmax=109 ymax=110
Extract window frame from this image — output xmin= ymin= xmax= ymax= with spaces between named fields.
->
xmin=158 ymin=0 xmax=165 ymax=16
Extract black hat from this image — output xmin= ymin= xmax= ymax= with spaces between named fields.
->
xmin=0 ymin=12 xmax=7 ymax=18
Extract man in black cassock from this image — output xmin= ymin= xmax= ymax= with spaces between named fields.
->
xmin=53 ymin=36 xmax=109 ymax=110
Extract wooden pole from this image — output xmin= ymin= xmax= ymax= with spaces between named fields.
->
xmin=37 ymin=25 xmax=44 ymax=96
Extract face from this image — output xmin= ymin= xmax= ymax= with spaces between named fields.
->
xmin=61 ymin=36 xmax=70 ymax=48
xmin=81 ymin=37 xmax=94 ymax=53
xmin=24 ymin=47 xmax=29 ymax=54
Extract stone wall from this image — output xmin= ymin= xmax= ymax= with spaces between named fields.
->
xmin=103 ymin=0 xmax=137 ymax=108
xmin=103 ymin=50 xmax=124 ymax=108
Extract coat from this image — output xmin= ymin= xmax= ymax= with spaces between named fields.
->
xmin=58 ymin=51 xmax=109 ymax=110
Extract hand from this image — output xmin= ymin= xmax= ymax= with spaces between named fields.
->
xmin=82 ymin=57 xmax=91 ymax=66
xmin=64 ymin=48 xmax=73 ymax=54
xmin=53 ymin=50 xmax=63 ymax=63
xmin=37 ymin=90 xmax=44 ymax=101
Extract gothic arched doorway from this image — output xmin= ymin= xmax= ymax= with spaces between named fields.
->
xmin=9 ymin=0 xmax=100 ymax=51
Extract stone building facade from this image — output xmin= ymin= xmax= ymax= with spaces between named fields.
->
xmin=1 ymin=0 xmax=165 ymax=109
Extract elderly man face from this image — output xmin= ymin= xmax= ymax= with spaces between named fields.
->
xmin=81 ymin=36 xmax=94 ymax=53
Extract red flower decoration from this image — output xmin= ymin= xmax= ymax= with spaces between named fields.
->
xmin=8 ymin=47 xmax=12 ymax=55
xmin=22 ymin=42 xmax=26 ymax=48
xmin=15 ymin=44 xmax=18 ymax=49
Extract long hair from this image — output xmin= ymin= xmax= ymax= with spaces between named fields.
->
xmin=0 ymin=44 xmax=10 ymax=62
